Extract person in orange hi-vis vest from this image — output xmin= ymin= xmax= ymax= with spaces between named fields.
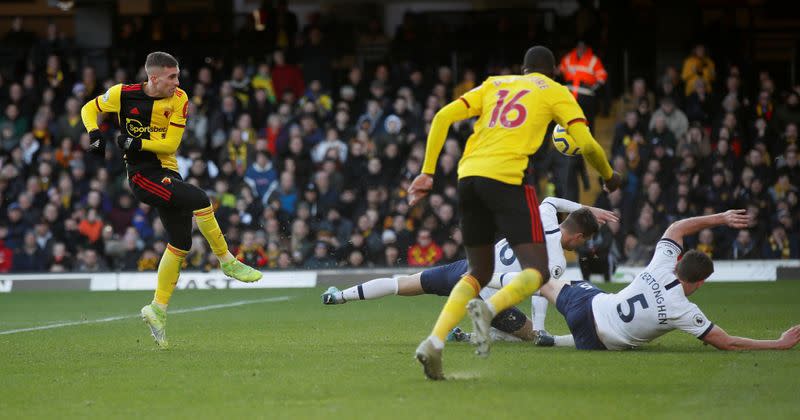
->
xmin=558 ymin=41 xmax=607 ymax=128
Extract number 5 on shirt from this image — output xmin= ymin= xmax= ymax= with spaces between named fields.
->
xmin=617 ymin=293 xmax=649 ymax=322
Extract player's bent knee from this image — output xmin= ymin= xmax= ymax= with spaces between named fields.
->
xmin=186 ymin=187 xmax=212 ymax=211
xmin=491 ymin=307 xmax=527 ymax=334
xmin=193 ymin=193 xmax=212 ymax=210
xmin=171 ymin=236 xmax=192 ymax=253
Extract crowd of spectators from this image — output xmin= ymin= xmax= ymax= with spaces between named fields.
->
xmin=578 ymin=43 xmax=799 ymax=278
xmin=0 ymin=15 xmax=798 ymax=275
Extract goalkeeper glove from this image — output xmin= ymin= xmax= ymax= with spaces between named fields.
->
xmin=87 ymin=130 xmax=105 ymax=156
xmin=116 ymin=134 xmax=142 ymax=152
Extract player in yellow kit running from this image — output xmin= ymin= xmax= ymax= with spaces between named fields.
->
xmin=408 ymin=45 xmax=621 ymax=379
xmin=81 ymin=51 xmax=262 ymax=348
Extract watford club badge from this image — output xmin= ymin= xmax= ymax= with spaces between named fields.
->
xmin=161 ymin=177 xmax=172 ymax=185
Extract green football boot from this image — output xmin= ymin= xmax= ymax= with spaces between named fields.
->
xmin=141 ymin=303 xmax=168 ymax=349
xmin=221 ymin=259 xmax=263 ymax=282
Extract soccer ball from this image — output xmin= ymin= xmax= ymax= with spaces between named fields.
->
xmin=551 ymin=124 xmax=582 ymax=156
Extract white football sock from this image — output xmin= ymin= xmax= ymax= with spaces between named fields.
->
xmin=554 ymin=334 xmax=575 ymax=347
xmin=341 ymin=278 xmax=398 ymax=302
xmin=531 ymin=294 xmax=548 ymax=331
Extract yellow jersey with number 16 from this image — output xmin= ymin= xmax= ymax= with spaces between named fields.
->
xmin=456 ymin=73 xmax=586 ymax=185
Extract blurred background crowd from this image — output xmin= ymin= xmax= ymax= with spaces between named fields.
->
xmin=0 ymin=1 xmax=798 ymax=275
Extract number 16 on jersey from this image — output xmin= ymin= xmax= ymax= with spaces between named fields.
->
xmin=488 ymin=90 xmax=530 ymax=128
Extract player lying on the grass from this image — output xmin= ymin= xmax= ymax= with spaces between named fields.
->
xmin=322 ymin=197 xmax=618 ymax=346
xmin=475 ymin=209 xmax=800 ymax=351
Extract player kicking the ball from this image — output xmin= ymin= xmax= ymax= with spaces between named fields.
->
xmin=81 ymin=52 xmax=262 ymax=348
xmin=504 ymin=210 xmax=800 ymax=351
xmin=323 ymin=196 xmax=617 ymax=347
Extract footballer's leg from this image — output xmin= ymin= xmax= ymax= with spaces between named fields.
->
xmin=140 ymin=207 xmax=193 ymax=348
xmin=531 ymin=294 xmax=549 ymax=332
xmin=417 ymin=178 xmax=495 ymax=379
xmin=491 ymin=306 xmax=532 ymax=342
xmin=484 ymin=244 xmax=549 ymax=324
xmin=450 ymin=309 xmax=574 ymax=347
xmin=534 ymin=332 xmax=575 ymax=348
xmin=487 ymin=273 xmax=550 ymax=335
xmin=128 ymin=172 xmax=192 ymax=348
xmin=173 ymin=180 xmax=261 ymax=282
xmin=487 ymin=310 xmax=575 ymax=346
xmin=418 ymin=246 xmax=493 ymax=378
xmin=460 ymin=273 xmax=575 ymax=346
xmin=478 ymin=286 xmax=534 ymax=342
xmin=461 ymin=246 xmax=496 ymax=357
xmin=533 ymin=278 xmax=576 ymax=347
xmin=474 ymin=182 xmax=549 ymax=355
xmin=322 ymin=273 xmax=423 ymax=305
xmin=538 ymin=277 xmax=569 ymax=304
xmin=447 ymin=287 xmax=529 ymax=343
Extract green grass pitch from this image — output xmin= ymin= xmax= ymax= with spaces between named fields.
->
xmin=1 ymin=281 xmax=799 ymax=419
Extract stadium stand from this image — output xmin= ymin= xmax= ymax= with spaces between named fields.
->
xmin=0 ymin=7 xmax=798 ymax=275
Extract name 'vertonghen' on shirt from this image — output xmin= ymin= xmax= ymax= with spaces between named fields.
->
xmin=636 ymin=272 xmax=669 ymax=325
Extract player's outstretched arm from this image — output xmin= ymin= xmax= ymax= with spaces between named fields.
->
xmin=542 ymin=197 xmax=581 ymax=213
xmin=409 ymin=99 xmax=473 ymax=205
xmin=702 ymin=324 xmax=800 ymax=350
xmin=542 ymin=197 xmax=618 ymax=225
xmin=663 ymin=209 xmax=750 ymax=248
xmin=565 ymin=122 xmax=620 ymax=192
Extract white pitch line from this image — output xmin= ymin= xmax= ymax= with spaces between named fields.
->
xmin=0 ymin=296 xmax=291 ymax=336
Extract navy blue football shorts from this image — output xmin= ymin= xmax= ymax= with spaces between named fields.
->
xmin=420 ymin=260 xmax=469 ymax=296
xmin=555 ymin=281 xmax=608 ymax=350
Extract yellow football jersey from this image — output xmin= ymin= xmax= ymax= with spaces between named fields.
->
xmin=82 ymin=83 xmax=188 ymax=173
xmin=456 ymin=73 xmax=586 ymax=185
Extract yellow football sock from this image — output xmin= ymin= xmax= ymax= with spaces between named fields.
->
xmin=487 ymin=268 xmax=543 ymax=314
xmin=153 ymin=244 xmax=188 ymax=306
xmin=193 ymin=204 xmax=229 ymax=257
xmin=431 ymin=274 xmax=481 ymax=342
